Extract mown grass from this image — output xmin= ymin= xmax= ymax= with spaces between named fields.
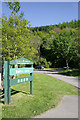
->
xmin=59 ymin=69 xmax=80 ymax=78
xmin=2 ymin=73 xmax=78 ymax=118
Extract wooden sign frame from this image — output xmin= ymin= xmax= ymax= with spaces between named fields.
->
xmin=3 ymin=58 xmax=33 ymax=104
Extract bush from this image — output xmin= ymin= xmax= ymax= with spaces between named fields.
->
xmin=40 ymin=57 xmax=52 ymax=68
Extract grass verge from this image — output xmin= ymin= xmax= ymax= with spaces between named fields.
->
xmin=2 ymin=73 xmax=78 ymax=118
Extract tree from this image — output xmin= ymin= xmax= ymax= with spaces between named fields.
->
xmin=6 ymin=2 xmax=21 ymax=15
xmin=52 ymin=29 xmax=78 ymax=68
xmin=2 ymin=2 xmax=38 ymax=61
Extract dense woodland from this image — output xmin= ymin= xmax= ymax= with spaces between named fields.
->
xmin=2 ymin=2 xmax=80 ymax=68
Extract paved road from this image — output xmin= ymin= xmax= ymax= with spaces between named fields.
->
xmin=34 ymin=69 xmax=80 ymax=88
xmin=35 ymin=95 xmax=78 ymax=118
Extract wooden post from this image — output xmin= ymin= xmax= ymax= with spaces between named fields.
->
xmin=4 ymin=61 xmax=11 ymax=104
xmin=30 ymin=64 xmax=33 ymax=94
xmin=7 ymin=61 xmax=11 ymax=104
xmin=4 ymin=61 xmax=8 ymax=104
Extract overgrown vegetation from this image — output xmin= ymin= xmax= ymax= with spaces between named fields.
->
xmin=2 ymin=73 xmax=78 ymax=118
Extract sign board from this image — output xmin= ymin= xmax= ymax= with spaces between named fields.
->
xmin=3 ymin=58 xmax=33 ymax=104
xmin=10 ymin=76 xmax=33 ymax=86
xmin=10 ymin=58 xmax=33 ymax=65
xmin=10 ymin=68 xmax=33 ymax=75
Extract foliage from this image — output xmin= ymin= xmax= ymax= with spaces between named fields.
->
xmin=6 ymin=2 xmax=21 ymax=15
xmin=31 ymin=20 xmax=79 ymax=68
xmin=2 ymin=2 xmax=79 ymax=68
xmin=30 ymin=19 xmax=79 ymax=33
xmin=52 ymin=29 xmax=78 ymax=67
xmin=2 ymin=2 xmax=40 ymax=62
xmin=39 ymin=57 xmax=52 ymax=68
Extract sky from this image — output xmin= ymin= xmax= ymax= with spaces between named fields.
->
xmin=2 ymin=2 xmax=78 ymax=27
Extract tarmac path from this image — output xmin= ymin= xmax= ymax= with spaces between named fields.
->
xmin=35 ymin=95 xmax=78 ymax=118
xmin=34 ymin=69 xmax=79 ymax=118
xmin=34 ymin=69 xmax=80 ymax=88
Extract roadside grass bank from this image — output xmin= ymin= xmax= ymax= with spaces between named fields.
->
xmin=2 ymin=73 xmax=78 ymax=118
xmin=59 ymin=69 xmax=80 ymax=78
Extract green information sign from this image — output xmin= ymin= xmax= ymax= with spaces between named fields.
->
xmin=10 ymin=76 xmax=33 ymax=86
xmin=10 ymin=58 xmax=33 ymax=65
xmin=3 ymin=58 xmax=33 ymax=104
xmin=10 ymin=68 xmax=33 ymax=75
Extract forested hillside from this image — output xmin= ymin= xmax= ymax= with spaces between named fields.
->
xmin=2 ymin=2 xmax=80 ymax=68
xmin=29 ymin=20 xmax=80 ymax=68
xmin=30 ymin=19 xmax=79 ymax=32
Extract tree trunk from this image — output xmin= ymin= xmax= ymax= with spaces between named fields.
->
xmin=66 ymin=59 xmax=69 ymax=69
xmin=13 ymin=64 xmax=18 ymax=79
xmin=7 ymin=48 xmax=10 ymax=59
xmin=13 ymin=49 xmax=18 ymax=79
xmin=14 ymin=47 xmax=17 ymax=59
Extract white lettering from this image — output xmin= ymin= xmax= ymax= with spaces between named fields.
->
xmin=17 ymin=78 xmax=29 ymax=84
xmin=16 ymin=70 xmax=23 ymax=74
xmin=24 ymin=78 xmax=25 ymax=82
xmin=24 ymin=70 xmax=29 ymax=73
xmin=21 ymin=79 xmax=22 ymax=82
xmin=18 ymin=79 xmax=20 ymax=83
xmin=26 ymin=78 xmax=28 ymax=81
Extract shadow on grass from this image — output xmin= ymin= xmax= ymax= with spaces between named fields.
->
xmin=11 ymin=88 xmax=29 ymax=95
xmin=0 ymin=89 xmax=4 ymax=104
xmin=0 ymin=88 xmax=29 ymax=104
